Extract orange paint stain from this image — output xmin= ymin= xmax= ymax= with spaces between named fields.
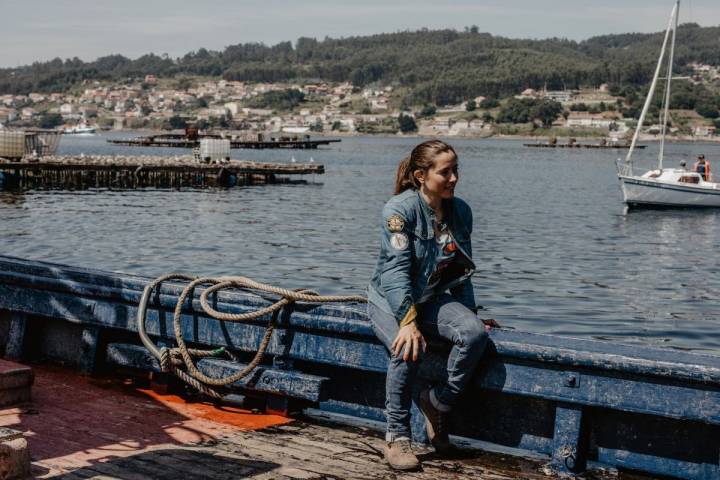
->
xmin=137 ymin=388 xmax=292 ymax=430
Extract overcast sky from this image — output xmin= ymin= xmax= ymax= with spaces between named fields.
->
xmin=3 ymin=0 xmax=719 ymax=68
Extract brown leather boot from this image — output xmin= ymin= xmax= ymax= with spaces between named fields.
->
xmin=383 ymin=438 xmax=420 ymax=471
xmin=418 ymin=388 xmax=451 ymax=453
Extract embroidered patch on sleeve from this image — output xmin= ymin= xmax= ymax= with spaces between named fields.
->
xmin=390 ymin=232 xmax=409 ymax=250
xmin=386 ymin=214 xmax=405 ymax=233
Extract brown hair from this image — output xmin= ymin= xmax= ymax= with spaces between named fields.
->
xmin=394 ymin=140 xmax=458 ymax=194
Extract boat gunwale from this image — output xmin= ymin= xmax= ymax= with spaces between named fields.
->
xmin=2 ymin=255 xmax=720 ymax=386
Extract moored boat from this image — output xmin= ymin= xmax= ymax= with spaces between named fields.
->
xmin=0 ymin=255 xmax=718 ymax=479
xmin=620 ymin=168 xmax=720 ymax=208
xmin=617 ymin=0 xmax=720 ymax=208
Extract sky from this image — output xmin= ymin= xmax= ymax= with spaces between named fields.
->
xmin=2 ymin=0 xmax=719 ymax=68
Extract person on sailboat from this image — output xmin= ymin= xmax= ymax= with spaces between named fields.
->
xmin=693 ymin=154 xmax=711 ymax=181
xmin=367 ymin=139 xmax=495 ymax=471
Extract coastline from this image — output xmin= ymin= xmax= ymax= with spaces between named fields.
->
xmin=103 ymin=128 xmax=720 ymax=144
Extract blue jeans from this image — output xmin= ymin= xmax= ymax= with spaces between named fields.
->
xmin=368 ymin=293 xmax=489 ymax=440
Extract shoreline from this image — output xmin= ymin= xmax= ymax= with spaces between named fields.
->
xmin=101 ymin=127 xmax=720 ymax=145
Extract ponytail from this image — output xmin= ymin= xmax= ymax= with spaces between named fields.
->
xmin=394 ymin=155 xmax=417 ymax=195
xmin=393 ymin=140 xmax=458 ymax=195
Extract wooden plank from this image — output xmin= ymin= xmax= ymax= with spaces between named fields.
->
xmin=551 ymin=403 xmax=585 ymax=473
xmin=105 ymin=343 xmax=329 ymax=402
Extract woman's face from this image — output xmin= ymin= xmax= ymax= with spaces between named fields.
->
xmin=420 ymin=151 xmax=458 ymax=200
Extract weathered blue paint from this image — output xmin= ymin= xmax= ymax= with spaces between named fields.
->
xmin=0 ymin=255 xmax=719 ymax=479
xmin=5 ymin=312 xmax=27 ymax=361
xmin=106 ymin=343 xmax=328 ymax=402
xmin=551 ymin=403 xmax=585 ymax=473
xmin=79 ymin=326 xmax=100 ymax=374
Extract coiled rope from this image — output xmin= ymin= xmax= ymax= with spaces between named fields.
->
xmin=137 ymin=273 xmax=366 ymax=399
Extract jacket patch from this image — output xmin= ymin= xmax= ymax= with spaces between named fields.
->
xmin=390 ymin=233 xmax=409 ymax=250
xmin=386 ymin=214 xmax=405 ymax=233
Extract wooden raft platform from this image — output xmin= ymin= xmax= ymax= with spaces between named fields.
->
xmin=0 ymin=155 xmax=323 ymax=190
xmin=0 ymin=364 xmax=630 ymax=480
xmin=523 ymin=143 xmax=646 ymax=149
xmin=108 ymin=134 xmax=341 ymax=150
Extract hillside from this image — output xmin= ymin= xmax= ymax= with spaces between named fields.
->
xmin=1 ymin=24 xmax=719 ymax=106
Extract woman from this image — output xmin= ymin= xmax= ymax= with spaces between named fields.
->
xmin=368 ymin=139 xmax=491 ymax=471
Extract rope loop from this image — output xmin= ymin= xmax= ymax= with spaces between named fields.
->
xmin=159 ymin=347 xmax=172 ymax=373
xmin=137 ymin=273 xmax=366 ymax=397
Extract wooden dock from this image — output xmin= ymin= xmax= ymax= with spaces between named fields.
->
xmin=108 ymin=134 xmax=341 ymax=150
xmin=2 ymin=364 xmax=624 ymax=480
xmin=0 ymin=155 xmax=323 ymax=190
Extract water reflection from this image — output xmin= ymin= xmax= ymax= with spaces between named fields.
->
xmin=0 ymin=192 xmax=25 ymax=205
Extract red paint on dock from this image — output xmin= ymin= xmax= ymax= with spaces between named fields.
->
xmin=0 ymin=364 xmax=291 ymax=478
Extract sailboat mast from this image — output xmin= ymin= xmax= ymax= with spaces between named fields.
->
xmin=624 ymin=2 xmax=678 ymax=171
xmin=658 ymin=0 xmax=680 ymax=170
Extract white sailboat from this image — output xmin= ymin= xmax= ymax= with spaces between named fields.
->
xmin=617 ymin=0 xmax=720 ymax=208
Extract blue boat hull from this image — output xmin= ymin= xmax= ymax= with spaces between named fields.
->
xmin=0 ymin=255 xmax=718 ymax=479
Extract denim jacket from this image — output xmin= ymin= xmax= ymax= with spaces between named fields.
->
xmin=368 ymin=189 xmax=476 ymax=325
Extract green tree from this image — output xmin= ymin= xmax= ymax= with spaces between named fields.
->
xmin=247 ymin=89 xmax=305 ymax=111
xmin=38 ymin=113 xmax=63 ymax=129
xmin=398 ymin=113 xmax=417 ymax=133
xmin=418 ymin=104 xmax=437 ymax=118
xmin=697 ymin=104 xmax=719 ymax=119
xmin=465 ymin=100 xmax=476 ymax=111
xmin=174 ymin=77 xmax=193 ymax=91
xmin=530 ymin=99 xmax=563 ymax=127
xmin=168 ymin=115 xmax=187 ymax=129
xmin=479 ymin=97 xmax=499 ymax=109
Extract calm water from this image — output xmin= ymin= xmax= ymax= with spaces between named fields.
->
xmin=2 ymin=132 xmax=720 ymax=353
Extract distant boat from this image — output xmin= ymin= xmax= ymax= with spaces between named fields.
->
xmin=282 ymin=126 xmax=310 ymax=134
xmin=617 ymin=0 xmax=720 ymax=208
xmin=63 ymin=124 xmax=97 ymax=135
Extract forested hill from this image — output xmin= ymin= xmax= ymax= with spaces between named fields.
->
xmin=1 ymin=24 xmax=718 ymax=105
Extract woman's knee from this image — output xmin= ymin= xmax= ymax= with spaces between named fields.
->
xmin=457 ymin=317 xmax=488 ymax=351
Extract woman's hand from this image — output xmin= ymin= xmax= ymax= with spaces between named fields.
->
xmin=480 ymin=318 xmax=501 ymax=332
xmin=392 ymin=322 xmax=427 ymax=362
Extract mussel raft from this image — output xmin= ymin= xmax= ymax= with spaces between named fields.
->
xmin=0 ymin=155 xmax=323 ymax=190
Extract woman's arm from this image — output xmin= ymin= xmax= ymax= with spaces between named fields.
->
xmin=378 ymin=205 xmax=417 ymax=326
xmin=378 ymin=205 xmax=427 ymax=360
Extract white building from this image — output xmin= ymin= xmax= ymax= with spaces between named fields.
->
xmin=694 ymin=125 xmax=717 ymax=137
xmin=565 ymin=112 xmax=620 ymax=128
xmin=544 ymin=91 xmax=572 ymax=103
xmin=59 ymin=104 xmax=75 ymax=115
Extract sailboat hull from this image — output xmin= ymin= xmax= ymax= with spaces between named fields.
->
xmin=620 ymin=175 xmax=720 ymax=208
